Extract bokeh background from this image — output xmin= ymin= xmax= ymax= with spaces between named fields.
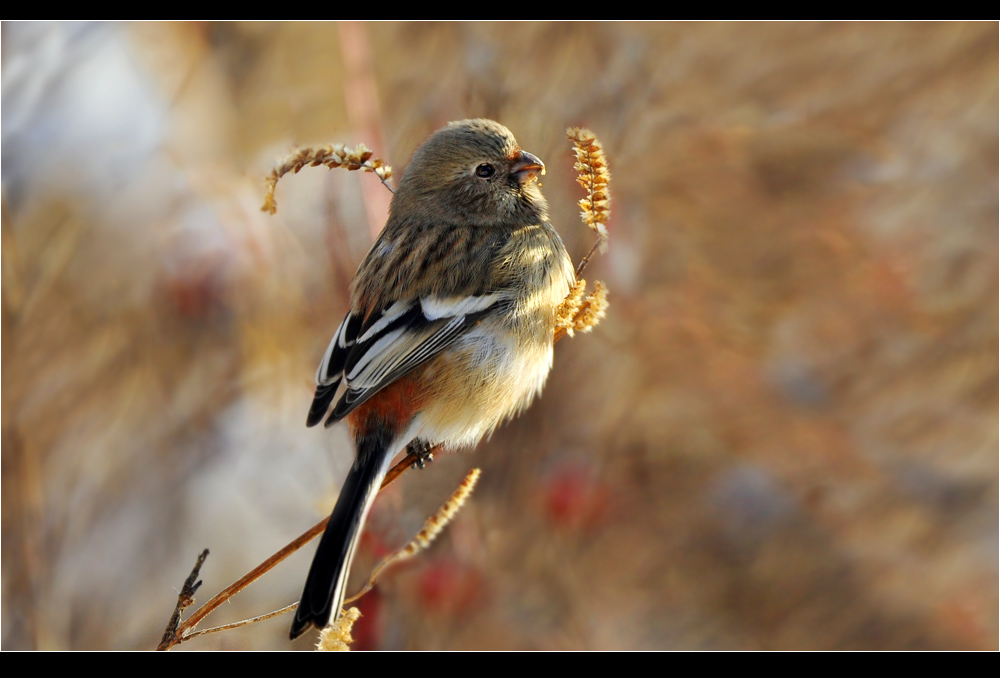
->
xmin=2 ymin=22 xmax=996 ymax=650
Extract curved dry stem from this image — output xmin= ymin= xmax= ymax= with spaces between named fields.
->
xmin=345 ymin=468 xmax=481 ymax=606
xmin=261 ymin=144 xmax=393 ymax=215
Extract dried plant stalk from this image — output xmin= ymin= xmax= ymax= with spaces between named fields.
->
xmin=556 ymin=127 xmax=612 ymax=341
xmin=344 ymin=468 xmax=482 ymax=607
xmin=156 ymin=450 xmax=440 ymax=649
xmin=183 ymin=603 xmax=297 ymax=641
xmin=261 ymin=143 xmax=393 ymax=214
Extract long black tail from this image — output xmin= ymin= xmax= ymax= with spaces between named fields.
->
xmin=290 ymin=441 xmax=391 ymax=639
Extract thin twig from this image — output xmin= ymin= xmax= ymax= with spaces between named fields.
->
xmin=157 ymin=447 xmax=428 ymax=649
xmin=157 ymin=549 xmax=209 ymax=650
xmin=382 ymin=443 xmax=441 ymax=488
xmin=575 ymin=236 xmax=605 ymax=278
xmin=183 ymin=603 xmax=298 ymax=640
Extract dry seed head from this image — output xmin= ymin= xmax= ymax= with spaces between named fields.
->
xmin=402 ymin=468 xmax=481 ymax=557
xmin=567 ymin=127 xmax=597 ymax=144
xmin=261 ymin=143 xmax=393 ymax=214
xmin=344 ymin=468 xmax=483 ymax=608
xmin=572 ymin=280 xmax=609 ymax=334
xmin=554 ymin=279 xmax=608 ymax=338
xmin=369 ymin=158 xmax=393 ymax=181
xmin=316 ymin=607 xmax=362 ymax=651
xmin=555 ymin=279 xmax=588 ymax=337
xmin=566 ymin=127 xmax=611 ymax=247
xmin=554 ymin=126 xmax=612 ymax=341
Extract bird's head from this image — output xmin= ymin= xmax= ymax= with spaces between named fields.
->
xmin=392 ymin=119 xmax=548 ymax=227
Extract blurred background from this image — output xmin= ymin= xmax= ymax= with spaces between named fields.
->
xmin=2 ymin=22 xmax=996 ymax=650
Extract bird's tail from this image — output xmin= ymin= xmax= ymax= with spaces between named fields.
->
xmin=290 ymin=440 xmax=392 ymax=640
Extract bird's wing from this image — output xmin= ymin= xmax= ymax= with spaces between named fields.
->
xmin=306 ymin=293 xmax=507 ymax=428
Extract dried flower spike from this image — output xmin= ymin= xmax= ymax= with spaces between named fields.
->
xmin=316 ymin=607 xmax=362 ymax=651
xmin=556 ymin=127 xmax=612 ymax=342
xmin=261 ymin=143 xmax=393 ymax=214
xmin=555 ymin=279 xmax=587 ymax=337
xmin=567 ymin=127 xmax=611 ymax=251
xmin=404 ymin=468 xmax=481 ymax=555
xmin=571 ymin=280 xmax=609 ymax=334
xmin=555 ymin=279 xmax=608 ymax=340
xmin=344 ymin=469 xmax=482 ymax=607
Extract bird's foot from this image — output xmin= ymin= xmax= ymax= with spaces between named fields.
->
xmin=407 ymin=440 xmax=435 ymax=469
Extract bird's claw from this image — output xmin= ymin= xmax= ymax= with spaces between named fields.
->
xmin=408 ymin=440 xmax=435 ymax=469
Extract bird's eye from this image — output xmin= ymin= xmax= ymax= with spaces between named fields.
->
xmin=475 ymin=163 xmax=495 ymax=179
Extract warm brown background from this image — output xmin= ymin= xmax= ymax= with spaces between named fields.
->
xmin=2 ymin=22 xmax=996 ymax=650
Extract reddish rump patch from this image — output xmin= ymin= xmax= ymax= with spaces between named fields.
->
xmin=347 ymin=372 xmax=426 ymax=438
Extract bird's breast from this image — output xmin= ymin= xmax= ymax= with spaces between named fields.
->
xmin=414 ymin=220 xmax=573 ymax=448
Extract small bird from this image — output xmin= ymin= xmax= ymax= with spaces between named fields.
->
xmin=290 ymin=119 xmax=574 ymax=639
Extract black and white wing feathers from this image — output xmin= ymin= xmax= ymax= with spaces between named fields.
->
xmin=305 ymin=294 xmax=505 ymax=428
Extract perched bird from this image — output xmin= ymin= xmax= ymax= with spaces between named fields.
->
xmin=291 ymin=119 xmax=574 ymax=639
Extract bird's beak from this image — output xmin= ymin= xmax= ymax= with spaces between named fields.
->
xmin=511 ymin=151 xmax=545 ymax=185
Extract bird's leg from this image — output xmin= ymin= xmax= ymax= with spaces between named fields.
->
xmin=406 ymin=439 xmax=435 ymax=469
